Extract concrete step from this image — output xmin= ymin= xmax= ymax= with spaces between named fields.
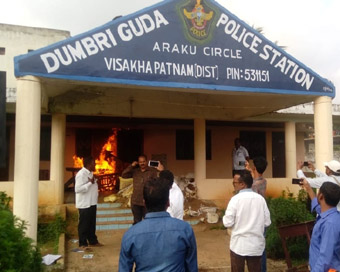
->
xmin=97 ymin=215 xmax=133 ymax=223
xmin=97 ymin=202 xmax=123 ymax=209
xmin=96 ymin=222 xmax=133 ymax=231
xmin=97 ymin=208 xmax=132 ymax=216
xmin=96 ymin=202 xmax=133 ymax=231
xmin=95 ymin=202 xmax=201 ymax=231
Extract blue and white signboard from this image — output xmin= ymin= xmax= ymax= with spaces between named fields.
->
xmin=15 ymin=0 xmax=335 ymax=97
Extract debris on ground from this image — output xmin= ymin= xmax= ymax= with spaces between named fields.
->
xmin=42 ymin=254 xmax=62 ymax=265
xmin=102 ymin=174 xmax=220 ymax=224
xmin=175 ymin=173 xmax=197 ymax=200
xmin=83 ymin=254 xmax=94 ymax=259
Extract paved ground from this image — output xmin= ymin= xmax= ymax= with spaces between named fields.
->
xmin=62 ymin=193 xmax=289 ymax=271
xmin=63 ymin=223 xmax=288 ymax=272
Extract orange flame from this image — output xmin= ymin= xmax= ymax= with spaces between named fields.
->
xmin=73 ymin=155 xmax=83 ymax=168
xmin=73 ymin=129 xmax=118 ymax=176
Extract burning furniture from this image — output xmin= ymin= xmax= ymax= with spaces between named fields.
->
xmin=65 ymin=129 xmax=121 ymax=192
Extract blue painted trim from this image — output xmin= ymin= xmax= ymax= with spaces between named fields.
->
xmin=12 ymin=70 xmax=335 ymax=98
xmin=97 ymin=209 xmax=132 ymax=215
xmin=96 ymin=216 xmax=133 ymax=222
xmin=97 ymin=203 xmax=122 ymax=208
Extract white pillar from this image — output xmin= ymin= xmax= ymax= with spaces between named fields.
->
xmin=50 ymin=114 xmax=66 ymax=205
xmin=13 ymin=76 xmax=41 ymax=241
xmin=194 ymin=119 xmax=206 ymax=198
xmin=285 ymin=122 xmax=296 ymax=178
xmin=314 ymin=96 xmax=333 ymax=170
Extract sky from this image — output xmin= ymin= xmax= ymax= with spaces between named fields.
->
xmin=1 ymin=0 xmax=340 ymax=103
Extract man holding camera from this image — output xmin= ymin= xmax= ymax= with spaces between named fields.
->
xmin=122 ymin=155 xmax=164 ymax=224
xmin=297 ymin=160 xmax=340 ymax=210
xmin=300 ymin=179 xmax=340 ymax=271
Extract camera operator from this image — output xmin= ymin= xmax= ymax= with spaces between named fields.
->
xmin=122 ymin=155 xmax=164 ymax=224
xmin=300 ymin=179 xmax=340 ymax=271
xmin=297 ymin=160 xmax=340 ymax=210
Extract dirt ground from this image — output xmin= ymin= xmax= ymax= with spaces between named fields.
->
xmin=63 ymin=198 xmax=288 ymax=272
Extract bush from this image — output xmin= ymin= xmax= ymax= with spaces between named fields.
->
xmin=266 ymin=189 xmax=315 ymax=260
xmin=38 ymin=214 xmax=66 ymax=253
xmin=0 ymin=192 xmax=43 ymax=272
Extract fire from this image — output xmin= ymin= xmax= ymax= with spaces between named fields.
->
xmin=95 ymin=130 xmax=118 ymax=175
xmin=73 ymin=155 xmax=83 ymax=168
xmin=72 ymin=129 xmax=118 ymax=176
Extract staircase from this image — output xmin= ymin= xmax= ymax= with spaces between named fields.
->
xmin=96 ymin=203 xmax=133 ymax=231
xmin=96 ymin=202 xmax=200 ymax=231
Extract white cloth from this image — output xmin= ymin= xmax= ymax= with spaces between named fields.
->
xmin=75 ymin=167 xmax=98 ymax=209
xmin=232 ymin=146 xmax=249 ymax=170
xmin=167 ymin=182 xmax=184 ymax=220
xmin=297 ymin=169 xmax=340 ymax=210
xmin=42 ymin=254 xmax=62 ymax=265
xmin=223 ymin=189 xmax=271 ymax=256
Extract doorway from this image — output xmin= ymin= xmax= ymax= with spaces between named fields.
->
xmin=272 ymin=132 xmax=286 ymax=177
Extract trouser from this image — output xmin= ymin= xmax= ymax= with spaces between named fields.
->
xmin=78 ymin=205 xmax=98 ymax=247
xmin=131 ymin=204 xmax=146 ymax=224
xmin=230 ymin=250 xmax=261 ymax=272
xmin=261 ymin=249 xmax=267 ymax=272
xmin=262 ymin=227 xmax=268 ymax=272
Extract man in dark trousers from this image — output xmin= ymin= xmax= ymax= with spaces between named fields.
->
xmin=75 ymin=156 xmax=102 ymax=249
xmin=119 ymin=177 xmax=198 ymax=271
xmin=122 ymin=154 xmax=163 ymax=224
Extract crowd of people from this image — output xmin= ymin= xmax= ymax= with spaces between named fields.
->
xmin=74 ymin=139 xmax=340 ymax=271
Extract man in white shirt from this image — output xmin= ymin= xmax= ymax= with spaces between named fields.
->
xmin=159 ymin=170 xmax=184 ymax=220
xmin=232 ymin=138 xmax=249 ymax=177
xmin=223 ymin=171 xmax=271 ymax=272
xmin=297 ymin=160 xmax=340 ymax=211
xmin=75 ymin=156 xmax=102 ymax=249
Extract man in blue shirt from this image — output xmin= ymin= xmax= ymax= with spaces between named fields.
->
xmin=301 ymin=179 xmax=340 ymax=271
xmin=118 ymin=177 xmax=198 ymax=272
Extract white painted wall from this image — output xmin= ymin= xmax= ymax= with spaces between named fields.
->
xmin=0 ymin=24 xmax=70 ymax=101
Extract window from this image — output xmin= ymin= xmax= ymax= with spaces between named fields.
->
xmin=40 ymin=127 xmax=51 ymax=161
xmin=28 ymin=49 xmax=34 ymax=53
xmin=0 ymin=47 xmax=5 ymax=55
xmin=176 ymin=129 xmax=211 ymax=160
xmin=239 ymin=131 xmax=266 ymax=159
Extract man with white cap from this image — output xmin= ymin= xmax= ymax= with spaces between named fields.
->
xmin=297 ymin=160 xmax=340 ymax=210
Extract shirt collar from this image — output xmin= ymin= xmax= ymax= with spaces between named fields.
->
xmin=145 ymin=211 xmax=170 ymax=219
xmin=239 ymin=188 xmax=253 ymax=193
xmin=82 ymin=167 xmax=91 ymax=174
xmin=320 ymin=207 xmax=338 ymax=219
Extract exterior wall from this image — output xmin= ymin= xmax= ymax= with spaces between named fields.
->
xmin=296 ymin=131 xmax=305 ymax=162
xmin=0 ymin=24 xmax=70 ymax=102
xmin=144 ymin=128 xmax=193 ymax=176
xmin=144 ymin=125 xmax=280 ymax=179
xmin=0 ymin=122 xmax=311 ymax=206
xmin=0 ymin=180 xmax=56 ymax=205
xmin=199 ymin=177 xmax=301 ymax=208
xmin=0 ymin=177 xmax=301 ymax=208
